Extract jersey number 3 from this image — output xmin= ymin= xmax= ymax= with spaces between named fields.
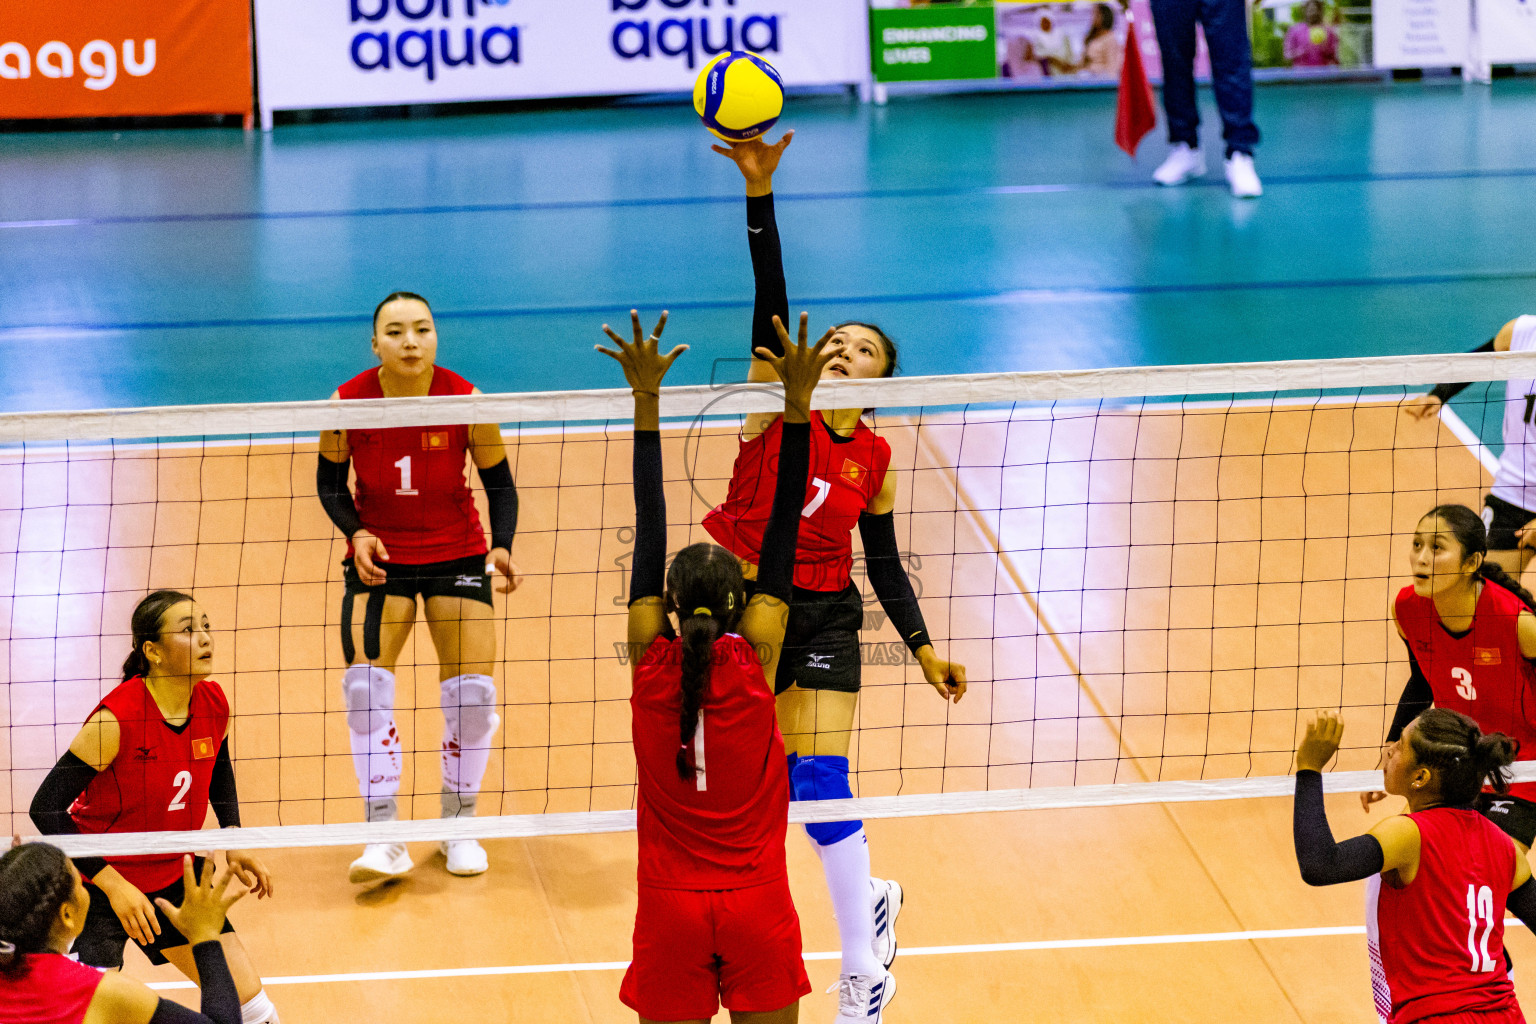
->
xmin=168 ymin=770 xmax=192 ymax=812
xmin=1452 ymin=666 xmax=1477 ymax=701
xmin=1467 ymin=884 xmax=1497 ymax=973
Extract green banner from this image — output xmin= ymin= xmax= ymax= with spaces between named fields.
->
xmin=869 ymin=5 xmax=998 ymax=83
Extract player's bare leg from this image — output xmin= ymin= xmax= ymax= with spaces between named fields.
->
xmin=424 ymin=594 xmax=500 ymax=874
xmin=162 ymin=932 xmax=279 ymax=1022
xmin=344 ymin=593 xmax=418 ymax=882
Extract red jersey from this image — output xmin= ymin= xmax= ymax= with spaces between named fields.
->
xmin=1367 ymin=808 xmax=1522 ymax=1024
xmin=70 ymin=676 xmax=230 ymax=892
xmin=1396 ymin=582 xmax=1536 ymax=801
xmin=337 ymin=365 xmax=486 ymax=565
xmin=0 ymin=954 xmax=104 ymax=1024
xmin=631 ymin=632 xmax=789 ymax=890
xmin=704 ymin=416 xmax=891 ymax=592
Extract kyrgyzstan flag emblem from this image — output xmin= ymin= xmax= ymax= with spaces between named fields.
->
xmin=422 ymin=430 xmax=451 ymax=450
xmin=842 ymin=459 xmax=866 ymax=486
xmin=191 ymin=737 xmax=216 ymax=760
xmin=1475 ymin=648 xmax=1502 ymax=666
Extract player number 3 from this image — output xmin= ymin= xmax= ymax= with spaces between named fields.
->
xmin=168 ymin=769 xmax=192 ymax=812
xmin=1467 ymin=883 xmax=1497 ymax=973
xmin=1452 ymin=666 xmax=1476 ymax=701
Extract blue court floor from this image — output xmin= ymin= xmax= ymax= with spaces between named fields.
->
xmin=2 ymin=78 xmax=1536 ymax=415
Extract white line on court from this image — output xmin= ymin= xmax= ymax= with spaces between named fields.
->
xmin=149 ymin=921 xmax=1510 ymax=990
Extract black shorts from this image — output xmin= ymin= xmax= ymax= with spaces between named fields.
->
xmin=342 ymin=553 xmax=492 ymax=662
xmin=1484 ymin=495 xmax=1536 ymax=552
xmin=76 ymin=857 xmax=235 ymax=969
xmin=1476 ymin=792 xmax=1536 ymax=848
xmin=748 ymin=583 xmax=863 ymax=695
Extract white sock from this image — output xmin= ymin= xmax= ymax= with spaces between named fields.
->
xmin=240 ymin=990 xmax=279 ymax=1024
xmin=348 ymin=721 xmax=402 ymax=823
xmin=441 ymin=674 xmax=499 ymax=818
xmin=816 ymin=828 xmax=881 ymax=977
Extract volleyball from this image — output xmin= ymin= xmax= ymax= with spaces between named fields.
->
xmin=693 ymin=51 xmax=784 ymax=143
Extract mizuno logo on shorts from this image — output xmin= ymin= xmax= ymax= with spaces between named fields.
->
xmin=455 ymin=575 xmax=483 ymax=587
xmin=807 ymin=653 xmax=833 ymax=669
xmin=1488 ymin=800 xmax=1514 ymax=814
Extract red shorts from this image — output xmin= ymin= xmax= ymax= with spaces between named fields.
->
xmin=620 ymin=881 xmax=811 ymax=1021
xmin=1414 ymin=1008 xmax=1526 ymax=1024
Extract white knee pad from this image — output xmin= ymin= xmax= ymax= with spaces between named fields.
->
xmin=343 ymin=664 xmax=395 ymax=735
xmin=441 ymin=674 xmax=498 ymax=743
xmin=241 ymin=990 xmax=279 ymax=1024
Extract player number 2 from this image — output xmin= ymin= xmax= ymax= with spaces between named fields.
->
xmin=1467 ymin=884 xmax=1497 ymax=973
xmin=1453 ymin=666 xmax=1476 ymax=701
xmin=802 ymin=476 xmax=830 ymax=518
xmin=168 ymin=770 xmax=192 ymax=812
xmin=394 ymin=455 xmax=419 ymax=496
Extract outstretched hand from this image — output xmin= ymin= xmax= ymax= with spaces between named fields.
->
xmin=597 ymin=310 xmax=687 ymax=396
xmin=754 ymin=313 xmax=839 ymax=424
xmin=1296 ymin=710 xmax=1345 ymax=773
xmin=711 ymin=132 xmax=794 ymax=195
xmin=1401 ymin=393 xmax=1444 ymax=422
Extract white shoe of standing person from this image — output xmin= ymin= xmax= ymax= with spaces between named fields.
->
xmin=830 ymin=969 xmax=897 ymax=1023
xmin=441 ymin=839 xmax=489 ymax=876
xmin=1153 ymin=143 xmax=1206 ymax=186
xmin=1225 ymin=152 xmax=1263 ymax=198
xmin=348 ymin=843 xmax=414 ymax=883
xmin=871 ymin=878 xmax=903 ymax=969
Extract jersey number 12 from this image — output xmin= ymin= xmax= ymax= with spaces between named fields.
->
xmin=1467 ymin=884 xmax=1497 ymax=973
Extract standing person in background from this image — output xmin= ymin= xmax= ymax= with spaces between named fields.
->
xmin=317 ymin=291 xmax=522 ymax=883
xmin=1148 ymin=0 xmax=1263 ymax=197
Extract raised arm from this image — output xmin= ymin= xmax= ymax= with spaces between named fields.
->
xmin=1402 ymin=319 xmax=1518 ymax=421
xmin=738 ymin=314 xmax=839 ymax=680
xmin=598 ymin=311 xmax=688 ymax=662
xmin=1293 ymin=712 xmax=1398 ymax=886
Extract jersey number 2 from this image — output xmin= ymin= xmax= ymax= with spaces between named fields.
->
xmin=1467 ymin=884 xmax=1497 ymax=973
xmin=1453 ymin=666 xmax=1477 ymax=701
xmin=394 ymin=455 xmax=419 ymax=496
xmin=168 ymin=770 xmax=192 ymax=812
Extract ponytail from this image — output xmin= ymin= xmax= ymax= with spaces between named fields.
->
xmin=676 ymin=611 xmax=719 ymax=781
xmin=0 ymin=843 xmax=73 ymax=976
xmin=122 ymin=589 xmax=195 ymax=681
xmin=1408 ymin=707 xmax=1519 ymax=805
xmin=664 ymin=543 xmax=748 ymax=782
xmin=1479 ymin=561 xmax=1536 ymax=614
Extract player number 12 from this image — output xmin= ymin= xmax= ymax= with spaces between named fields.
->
xmin=1467 ymin=883 xmax=1497 ymax=973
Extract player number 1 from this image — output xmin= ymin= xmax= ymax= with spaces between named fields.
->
xmin=1467 ymin=883 xmax=1497 ymax=973
xmin=168 ymin=770 xmax=192 ymax=812
xmin=394 ymin=455 xmax=419 ymax=496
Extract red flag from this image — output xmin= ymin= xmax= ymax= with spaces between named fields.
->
xmin=1115 ymin=11 xmax=1157 ymax=157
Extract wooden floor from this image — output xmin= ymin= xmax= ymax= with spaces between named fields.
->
xmin=0 ymin=397 xmax=1512 ymax=1022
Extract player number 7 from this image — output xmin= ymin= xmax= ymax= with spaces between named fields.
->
xmin=802 ymin=476 xmax=830 ymax=518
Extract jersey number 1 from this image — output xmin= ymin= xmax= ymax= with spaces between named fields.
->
xmin=1467 ymin=884 xmax=1497 ymax=973
xmin=168 ymin=770 xmax=192 ymax=812
xmin=394 ymin=455 xmax=419 ymax=496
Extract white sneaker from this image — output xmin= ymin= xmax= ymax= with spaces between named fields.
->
xmin=830 ymin=969 xmax=896 ymax=1023
xmin=871 ymin=878 xmax=903 ymax=969
xmin=1153 ymin=143 xmax=1206 ymax=186
xmin=441 ymin=839 xmax=488 ymax=876
xmin=348 ymin=843 xmax=413 ymax=883
xmin=1225 ymin=152 xmax=1263 ymax=198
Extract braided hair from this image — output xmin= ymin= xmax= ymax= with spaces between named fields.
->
xmin=1424 ymin=504 xmax=1536 ymax=611
xmin=665 ymin=543 xmax=747 ymax=782
xmin=121 ymin=589 xmax=195 ymax=682
xmin=0 ymin=843 xmax=74 ymax=976
xmin=1407 ymin=707 xmax=1518 ymax=806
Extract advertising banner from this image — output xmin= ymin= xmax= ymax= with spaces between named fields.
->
xmin=1478 ymin=0 xmax=1536 ymax=65
xmin=869 ymin=4 xmax=996 ymax=81
xmin=1374 ymin=0 xmax=1468 ymax=67
xmin=254 ymin=0 xmax=869 ymax=125
xmin=1251 ymin=0 xmax=1373 ymax=72
xmin=0 ymin=0 xmax=252 ymax=120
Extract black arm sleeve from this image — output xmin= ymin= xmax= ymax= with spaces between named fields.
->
xmin=746 ymin=193 xmax=789 ymax=360
xmin=148 ymin=945 xmax=240 ymax=1024
xmin=859 ymin=511 xmax=933 ymax=655
xmin=1293 ymin=769 xmax=1386 ymax=886
xmin=755 ymin=421 xmax=811 ymax=604
xmin=630 ymin=430 xmax=666 ymax=606
xmin=29 ymin=751 xmax=106 ymax=880
xmin=1508 ymin=877 xmax=1536 ymax=933
xmin=1428 ymin=337 xmax=1499 ymax=403
xmin=476 ymin=458 xmax=519 ymax=553
xmin=208 ymin=739 xmax=240 ymax=829
xmin=1387 ymin=641 xmax=1434 ymax=743
xmin=316 ymin=455 xmax=364 ymax=540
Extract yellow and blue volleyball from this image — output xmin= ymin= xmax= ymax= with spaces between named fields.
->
xmin=693 ymin=51 xmax=784 ymax=143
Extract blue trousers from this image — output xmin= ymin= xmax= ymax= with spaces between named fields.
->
xmin=1149 ymin=0 xmax=1260 ymax=156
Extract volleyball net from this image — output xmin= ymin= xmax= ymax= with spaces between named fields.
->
xmin=6 ymin=349 xmax=1536 ymax=859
